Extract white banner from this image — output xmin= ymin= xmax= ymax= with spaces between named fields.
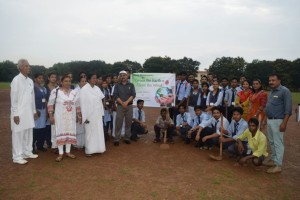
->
xmin=132 ymin=73 xmax=176 ymax=107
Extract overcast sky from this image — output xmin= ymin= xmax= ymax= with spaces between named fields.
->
xmin=0 ymin=0 xmax=299 ymax=70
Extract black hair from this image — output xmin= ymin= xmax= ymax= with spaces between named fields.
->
xmin=180 ymin=71 xmax=187 ymax=76
xmin=78 ymin=76 xmax=86 ymax=83
xmin=178 ymin=105 xmax=186 ymax=110
xmin=242 ymin=79 xmax=251 ymax=87
xmin=232 ymin=107 xmax=243 ymax=115
xmin=192 ymin=79 xmax=199 ymax=84
xmin=211 ymin=106 xmax=221 ymax=113
xmin=61 ymin=74 xmax=70 ymax=82
xmin=78 ymin=71 xmax=86 ymax=77
xmin=87 ymin=73 xmax=97 ymax=81
xmin=221 ymin=77 xmax=229 ymax=81
xmin=252 ymin=79 xmax=263 ymax=91
xmin=34 ymin=73 xmax=43 ymax=79
xmin=160 ymin=108 xmax=167 ymax=114
xmin=231 ymin=77 xmax=238 ymax=82
xmin=248 ymin=117 xmax=259 ymax=127
xmin=194 ymin=105 xmax=202 ymax=111
xmin=137 ymin=99 xmax=144 ymax=104
xmin=201 ymin=82 xmax=209 ymax=95
xmin=269 ymin=73 xmax=281 ymax=80
xmin=47 ymin=72 xmax=56 ymax=78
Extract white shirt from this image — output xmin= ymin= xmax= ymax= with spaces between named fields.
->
xmin=10 ymin=73 xmax=36 ymax=132
xmin=199 ymin=116 xmax=229 ymax=135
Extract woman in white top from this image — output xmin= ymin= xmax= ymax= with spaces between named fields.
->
xmin=80 ymin=74 xmax=106 ymax=156
xmin=48 ymin=75 xmax=81 ymax=162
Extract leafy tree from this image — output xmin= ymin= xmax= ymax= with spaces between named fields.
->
xmin=208 ymin=57 xmax=246 ymax=80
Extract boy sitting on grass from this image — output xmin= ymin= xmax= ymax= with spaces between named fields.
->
xmin=153 ymin=108 xmax=174 ymax=143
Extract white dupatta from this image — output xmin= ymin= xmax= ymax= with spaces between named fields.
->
xmin=80 ymin=83 xmax=105 ymax=123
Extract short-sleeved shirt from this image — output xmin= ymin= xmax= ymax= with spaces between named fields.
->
xmin=133 ymin=107 xmax=145 ymax=122
xmin=265 ymin=85 xmax=292 ymax=119
xmin=155 ymin=116 xmax=174 ymax=129
xmin=237 ymin=129 xmax=268 ymax=157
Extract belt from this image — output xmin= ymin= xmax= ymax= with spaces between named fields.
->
xmin=267 ymin=117 xmax=283 ymax=120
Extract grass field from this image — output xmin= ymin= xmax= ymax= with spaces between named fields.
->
xmin=0 ymin=82 xmax=10 ymax=89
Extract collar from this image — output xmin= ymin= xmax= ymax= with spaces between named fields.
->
xmin=20 ymin=73 xmax=28 ymax=80
xmin=272 ymin=84 xmax=282 ymax=91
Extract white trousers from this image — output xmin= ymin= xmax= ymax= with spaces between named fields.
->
xmin=12 ymin=128 xmax=33 ymax=161
xmin=58 ymin=144 xmax=71 ymax=155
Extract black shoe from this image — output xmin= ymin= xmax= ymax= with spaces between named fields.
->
xmin=114 ymin=141 xmax=119 ymax=146
xmin=37 ymin=148 xmax=47 ymax=152
xmin=130 ymin=137 xmax=138 ymax=141
xmin=124 ymin=140 xmax=131 ymax=144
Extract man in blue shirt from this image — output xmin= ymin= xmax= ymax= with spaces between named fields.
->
xmin=263 ymin=73 xmax=292 ymax=174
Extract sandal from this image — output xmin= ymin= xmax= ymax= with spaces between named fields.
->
xmin=55 ymin=155 xmax=63 ymax=162
xmin=85 ymin=154 xmax=92 ymax=157
xmin=66 ymin=153 xmax=76 ymax=159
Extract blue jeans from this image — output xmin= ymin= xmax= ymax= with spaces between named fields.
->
xmin=267 ymin=119 xmax=284 ymax=166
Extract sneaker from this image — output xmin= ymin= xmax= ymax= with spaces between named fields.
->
xmin=203 ymin=146 xmax=208 ymax=150
xmin=266 ymin=166 xmax=282 ymax=174
xmin=199 ymin=146 xmax=204 ymax=150
xmin=23 ymin=154 xmax=38 ymax=159
xmin=263 ymin=159 xmax=276 ymax=167
xmin=13 ymin=159 xmax=28 ymax=165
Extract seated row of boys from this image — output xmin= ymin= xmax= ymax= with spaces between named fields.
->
xmin=132 ymin=100 xmax=268 ymax=167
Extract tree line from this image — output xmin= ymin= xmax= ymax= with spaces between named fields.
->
xmin=0 ymin=56 xmax=299 ymax=90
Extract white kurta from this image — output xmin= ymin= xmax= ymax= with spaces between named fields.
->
xmin=10 ymin=73 xmax=36 ymax=161
xmin=80 ymin=84 xmax=106 ymax=154
xmin=48 ymin=89 xmax=80 ymax=145
xmin=74 ymin=86 xmax=85 ymax=148
xmin=11 ymin=73 xmax=36 ymax=132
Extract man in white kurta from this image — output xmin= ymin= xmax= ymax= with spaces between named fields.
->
xmin=80 ymin=83 xmax=106 ymax=155
xmin=10 ymin=59 xmax=38 ymax=164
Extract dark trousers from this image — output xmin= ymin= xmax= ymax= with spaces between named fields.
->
xmin=226 ymin=106 xmax=235 ymax=123
xmin=154 ymin=125 xmax=174 ymax=139
xmin=131 ymin=122 xmax=145 ymax=139
xmin=104 ymin=121 xmax=111 ymax=141
xmin=33 ymin=128 xmax=46 ymax=150
xmin=195 ymin=127 xmax=215 ymax=147
xmin=45 ymin=125 xmax=52 ymax=147
xmin=179 ymin=126 xmax=192 ymax=140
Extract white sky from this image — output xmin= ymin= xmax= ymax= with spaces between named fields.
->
xmin=0 ymin=0 xmax=299 ymax=70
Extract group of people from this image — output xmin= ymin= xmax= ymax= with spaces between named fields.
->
xmin=10 ymin=59 xmax=293 ymax=174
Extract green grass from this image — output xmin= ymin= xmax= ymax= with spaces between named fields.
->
xmin=0 ymin=82 xmax=10 ymax=89
xmin=292 ymin=92 xmax=300 ymax=105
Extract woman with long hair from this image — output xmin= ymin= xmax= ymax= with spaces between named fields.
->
xmin=235 ymin=80 xmax=252 ymax=119
xmin=246 ymin=79 xmax=267 ymax=122
xmin=48 ymin=74 xmax=81 ymax=162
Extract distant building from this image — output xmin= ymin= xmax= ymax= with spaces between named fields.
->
xmin=195 ymin=70 xmax=207 ymax=81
